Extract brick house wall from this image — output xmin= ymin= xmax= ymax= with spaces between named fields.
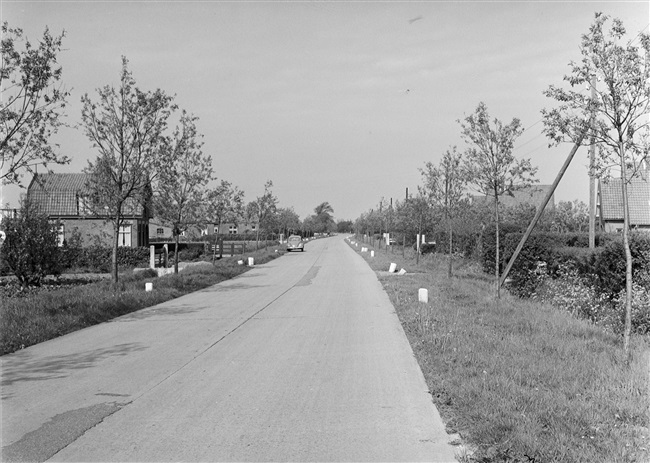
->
xmin=27 ymin=173 xmax=150 ymax=247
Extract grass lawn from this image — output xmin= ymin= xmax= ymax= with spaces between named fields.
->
xmin=348 ymin=237 xmax=649 ymax=463
xmin=1 ymin=246 xmax=284 ymax=356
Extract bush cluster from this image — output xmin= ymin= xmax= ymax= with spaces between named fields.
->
xmin=65 ymin=246 xmax=150 ymax=272
xmin=429 ymin=229 xmax=478 ymax=258
xmin=1 ymin=212 xmax=60 ymax=286
xmin=480 ymin=222 xmax=522 ymax=274
xmin=502 ymin=231 xmax=650 ymax=334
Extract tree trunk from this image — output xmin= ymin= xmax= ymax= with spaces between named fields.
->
xmin=447 ymin=214 xmax=453 ymax=278
xmin=494 ymin=193 xmax=501 ymax=299
xmin=174 ymin=230 xmax=180 ymax=274
xmin=112 ymin=219 xmax=120 ymax=285
xmin=620 ymin=142 xmax=633 ymax=363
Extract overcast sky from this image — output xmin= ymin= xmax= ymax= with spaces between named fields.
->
xmin=2 ymin=1 xmax=649 ymax=222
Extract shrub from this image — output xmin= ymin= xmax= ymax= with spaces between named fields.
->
xmin=614 ymin=283 xmax=650 ymax=335
xmin=115 ymin=246 xmax=150 ymax=267
xmin=502 ymin=232 xmax=565 ymax=297
xmin=0 ymin=207 xmax=61 ymax=286
xmin=592 ymin=232 xmax=650 ymax=298
xmin=79 ymin=245 xmax=112 ymax=272
xmin=59 ymin=228 xmax=84 ymax=270
xmin=534 ymin=263 xmax=608 ymax=324
xmin=430 ymin=229 xmax=478 ymax=258
xmin=412 ymin=242 xmax=436 ymax=254
xmin=480 ymin=222 xmax=522 ymax=274
xmin=59 ymin=245 xmax=149 ymax=273
xmin=172 ymin=245 xmax=204 ymax=262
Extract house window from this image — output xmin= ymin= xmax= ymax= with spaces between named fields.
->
xmin=229 ymin=225 xmax=238 ymax=234
xmin=119 ymin=224 xmax=132 ymax=247
xmin=157 ymin=228 xmax=164 ymax=236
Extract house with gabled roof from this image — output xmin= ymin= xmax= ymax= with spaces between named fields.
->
xmin=598 ymin=173 xmax=650 ymax=233
xmin=27 ymin=173 xmax=150 ymax=247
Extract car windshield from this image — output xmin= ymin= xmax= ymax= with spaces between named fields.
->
xmin=288 ymin=236 xmax=301 ymax=243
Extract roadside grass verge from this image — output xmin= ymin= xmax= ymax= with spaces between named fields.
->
xmin=348 ymin=238 xmax=649 ymax=463
xmin=1 ymin=247 xmax=283 ymax=356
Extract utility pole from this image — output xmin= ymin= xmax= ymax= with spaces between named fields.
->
xmin=589 ymin=74 xmax=597 ymax=249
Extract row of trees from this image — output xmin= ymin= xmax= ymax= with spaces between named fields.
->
xmin=2 ymin=23 xmax=347 ymax=283
xmin=354 ymin=13 xmax=649 ymax=361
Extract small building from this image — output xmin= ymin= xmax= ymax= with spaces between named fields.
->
xmin=27 ymin=173 xmax=150 ymax=247
xmin=598 ymin=174 xmax=650 ymax=233
xmin=149 ymin=219 xmax=174 ymax=240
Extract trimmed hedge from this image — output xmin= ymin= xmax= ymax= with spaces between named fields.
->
xmin=62 ymin=246 xmax=150 ymax=273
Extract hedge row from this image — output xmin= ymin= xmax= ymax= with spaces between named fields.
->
xmin=60 ymin=245 xmax=150 ymax=273
xmin=495 ymin=230 xmax=650 ymax=299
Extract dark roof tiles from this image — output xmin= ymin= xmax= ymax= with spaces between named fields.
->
xmin=600 ymin=176 xmax=650 ymax=224
xmin=27 ymin=173 xmax=145 ymax=217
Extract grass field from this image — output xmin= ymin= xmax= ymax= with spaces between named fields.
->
xmin=347 ymin=236 xmax=649 ymax=463
xmin=0 ymin=246 xmax=283 ymax=356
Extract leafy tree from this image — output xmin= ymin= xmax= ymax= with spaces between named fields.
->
xmin=420 ymin=146 xmax=467 ymax=277
xmin=393 ymin=194 xmax=432 ymax=261
xmin=500 ymin=203 xmax=541 ymax=231
xmin=81 ymin=57 xmax=175 ymax=283
xmin=1 ymin=22 xmax=70 ymax=186
xmin=542 ymin=12 xmax=650 ymax=360
xmin=301 ymin=215 xmax=315 ymax=238
xmin=460 ymin=102 xmax=538 ymax=297
xmin=0 ymin=199 xmax=60 ymax=286
xmin=276 ymin=207 xmax=301 ymax=236
xmin=205 ymin=180 xmax=245 ymax=235
xmin=247 ymin=180 xmax=277 ymax=246
xmin=550 ymin=200 xmax=589 ymax=233
xmin=312 ymin=201 xmax=335 ymax=234
xmin=336 ymin=219 xmax=353 ymax=233
xmin=155 ymin=110 xmax=213 ymax=273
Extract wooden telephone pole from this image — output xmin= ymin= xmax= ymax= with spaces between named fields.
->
xmin=589 ymin=75 xmax=597 ymax=249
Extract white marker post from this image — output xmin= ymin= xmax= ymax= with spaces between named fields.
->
xmin=389 ymin=263 xmax=397 ymax=273
xmin=418 ymin=288 xmax=428 ymax=303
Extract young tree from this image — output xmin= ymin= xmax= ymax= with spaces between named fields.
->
xmin=81 ymin=57 xmax=175 ymax=283
xmin=542 ymin=12 xmax=650 ymax=361
xmin=155 ymin=110 xmax=213 ymax=274
xmin=460 ymin=102 xmax=538 ymax=298
xmin=1 ymin=22 xmax=70 ymax=186
xmin=248 ymin=180 xmax=277 ymax=247
xmin=276 ymin=207 xmax=301 ymax=237
xmin=420 ymin=146 xmax=466 ymax=277
xmin=205 ymin=180 xmax=245 ymax=236
xmin=0 ymin=198 xmax=60 ymax=287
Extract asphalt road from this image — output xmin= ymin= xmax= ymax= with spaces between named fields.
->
xmin=1 ymin=235 xmax=457 ymax=462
